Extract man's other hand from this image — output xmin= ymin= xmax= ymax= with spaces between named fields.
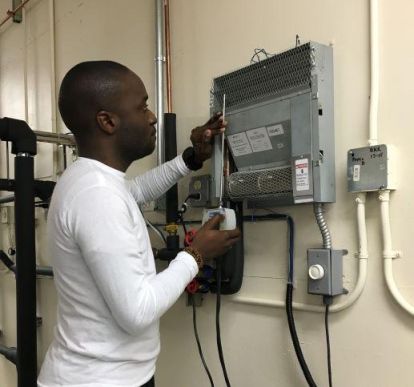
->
xmin=190 ymin=112 xmax=227 ymax=164
xmin=191 ymin=215 xmax=241 ymax=260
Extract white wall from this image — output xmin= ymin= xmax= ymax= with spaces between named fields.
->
xmin=1 ymin=1 xmax=414 ymax=386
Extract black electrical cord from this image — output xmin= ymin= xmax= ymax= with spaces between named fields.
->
xmin=179 ymin=199 xmax=214 ymax=386
xmin=283 ymin=215 xmax=318 ymax=387
xmin=286 ymin=284 xmax=317 ymax=387
xmin=216 ymin=260 xmax=231 ymax=387
xmin=324 ymin=296 xmax=333 ymax=387
xmin=191 ymin=294 xmax=215 ymax=387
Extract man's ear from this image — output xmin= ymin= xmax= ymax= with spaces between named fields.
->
xmin=96 ymin=111 xmax=119 ymax=135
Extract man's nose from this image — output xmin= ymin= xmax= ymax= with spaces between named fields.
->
xmin=149 ymin=111 xmax=157 ymax=126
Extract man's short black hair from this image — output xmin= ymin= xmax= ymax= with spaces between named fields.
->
xmin=58 ymin=61 xmax=130 ymax=138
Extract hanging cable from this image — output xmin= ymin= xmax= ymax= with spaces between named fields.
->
xmin=324 ymin=299 xmax=333 ymax=387
xmin=145 ymin=218 xmax=167 ymax=245
xmin=179 ymin=198 xmax=214 ymax=385
xmin=216 ymin=260 xmax=231 ymax=387
xmin=283 ymin=214 xmax=318 ymax=387
xmin=191 ymin=294 xmax=215 ymax=387
xmin=250 ymin=48 xmax=275 ymax=64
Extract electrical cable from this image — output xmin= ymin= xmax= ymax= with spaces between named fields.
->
xmin=145 ymin=218 xmax=167 ymax=245
xmin=250 ymin=48 xmax=275 ymax=64
xmin=286 ymin=285 xmax=317 ymax=387
xmin=215 ymin=260 xmax=231 ymax=387
xmin=191 ymin=294 xmax=215 ymax=387
xmin=179 ymin=200 xmax=214 ymax=385
xmin=324 ymin=297 xmax=333 ymax=387
xmin=283 ymin=215 xmax=318 ymax=387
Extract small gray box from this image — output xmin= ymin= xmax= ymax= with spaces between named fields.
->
xmin=188 ymin=175 xmax=211 ymax=207
xmin=347 ymin=144 xmax=397 ymax=192
xmin=307 ymin=248 xmax=343 ymax=296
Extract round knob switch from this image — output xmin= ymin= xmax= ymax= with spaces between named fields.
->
xmin=308 ymin=264 xmax=325 ymax=280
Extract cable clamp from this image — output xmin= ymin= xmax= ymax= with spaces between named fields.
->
xmin=354 ymin=252 xmax=369 ymax=259
xmin=383 ymin=250 xmax=402 ymax=259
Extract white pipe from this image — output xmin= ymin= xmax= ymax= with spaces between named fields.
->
xmin=356 ymin=192 xmax=369 ymax=259
xmin=369 ymin=0 xmax=379 ymax=146
xmin=23 ymin=6 xmax=28 ymax=123
xmin=155 ymin=0 xmax=165 ymax=165
xmin=231 ymin=194 xmax=368 ymax=313
xmin=48 ymin=0 xmax=57 ymax=133
xmin=48 ymin=0 xmax=59 ymax=180
xmin=378 ymin=190 xmax=414 ymax=315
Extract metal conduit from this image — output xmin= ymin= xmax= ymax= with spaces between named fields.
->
xmin=155 ymin=0 xmax=165 ymax=165
xmin=313 ymin=203 xmax=332 ymax=249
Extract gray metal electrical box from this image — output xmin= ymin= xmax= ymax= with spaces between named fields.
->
xmin=210 ymin=42 xmax=335 ymax=206
xmin=347 ymin=144 xmax=397 ymax=192
xmin=307 ymin=248 xmax=345 ymax=297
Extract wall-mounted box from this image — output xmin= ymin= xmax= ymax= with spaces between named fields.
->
xmin=347 ymin=144 xmax=397 ymax=192
xmin=210 ymin=42 xmax=335 ymax=206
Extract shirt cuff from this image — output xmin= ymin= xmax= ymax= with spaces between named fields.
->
xmin=175 ymin=153 xmax=192 ymax=175
xmin=174 ymin=251 xmax=199 ymax=278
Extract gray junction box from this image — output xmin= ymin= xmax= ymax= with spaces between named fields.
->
xmin=210 ymin=42 xmax=335 ymax=206
xmin=347 ymin=144 xmax=397 ymax=192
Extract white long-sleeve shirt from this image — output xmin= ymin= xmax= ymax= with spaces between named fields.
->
xmin=38 ymin=155 xmax=198 ymax=387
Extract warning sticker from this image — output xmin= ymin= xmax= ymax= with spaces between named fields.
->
xmin=295 ymin=158 xmax=310 ymax=191
xmin=227 ymin=132 xmax=253 ymax=157
xmin=353 ymin=165 xmax=361 ymax=182
xmin=246 ymin=127 xmax=273 ymax=153
xmin=267 ymin=124 xmax=284 ymax=137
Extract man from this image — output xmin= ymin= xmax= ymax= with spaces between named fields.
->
xmin=37 ymin=61 xmax=240 ymax=387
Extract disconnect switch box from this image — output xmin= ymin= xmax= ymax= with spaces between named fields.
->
xmin=307 ymin=248 xmax=346 ymax=297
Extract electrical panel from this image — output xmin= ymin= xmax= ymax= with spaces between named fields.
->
xmin=210 ymin=42 xmax=335 ymax=207
xmin=347 ymin=144 xmax=397 ymax=192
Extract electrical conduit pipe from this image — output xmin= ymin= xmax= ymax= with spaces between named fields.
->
xmin=378 ymin=190 xmax=413 ymax=315
xmin=231 ymin=192 xmax=368 ymax=313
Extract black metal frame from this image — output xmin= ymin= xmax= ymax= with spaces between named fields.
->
xmin=0 ymin=117 xmax=55 ymax=387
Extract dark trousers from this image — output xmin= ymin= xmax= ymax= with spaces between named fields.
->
xmin=141 ymin=376 xmax=155 ymax=387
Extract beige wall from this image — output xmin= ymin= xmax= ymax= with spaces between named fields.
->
xmin=1 ymin=0 xmax=414 ymax=386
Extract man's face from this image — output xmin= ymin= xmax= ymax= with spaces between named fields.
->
xmin=116 ymin=72 xmax=157 ymax=163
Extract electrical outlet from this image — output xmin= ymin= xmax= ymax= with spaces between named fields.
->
xmin=188 ymin=175 xmax=211 ymax=207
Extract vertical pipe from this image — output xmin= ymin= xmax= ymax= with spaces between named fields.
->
xmin=48 ymin=0 xmax=58 ymax=179
xmin=155 ymin=0 xmax=165 ymax=165
xmin=369 ymin=0 xmax=379 ymax=146
xmin=164 ymin=0 xmax=172 ymax=113
xmin=164 ymin=113 xmax=179 ymax=250
xmin=48 ymin=0 xmax=56 ymax=132
xmin=22 ymin=6 xmax=28 ymax=123
xmin=164 ymin=113 xmax=177 ymax=223
xmin=14 ymin=154 xmax=37 ymax=387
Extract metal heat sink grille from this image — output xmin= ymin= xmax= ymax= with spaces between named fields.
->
xmin=227 ymin=166 xmax=292 ymax=201
xmin=211 ymin=43 xmax=313 ymax=112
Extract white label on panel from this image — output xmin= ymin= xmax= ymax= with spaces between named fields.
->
xmin=295 ymin=197 xmax=314 ymax=203
xmin=246 ymin=127 xmax=273 ymax=153
xmin=295 ymin=158 xmax=310 ymax=191
xmin=353 ymin=165 xmax=361 ymax=181
xmin=267 ymin=123 xmax=284 ymax=137
xmin=227 ymin=132 xmax=253 ymax=156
